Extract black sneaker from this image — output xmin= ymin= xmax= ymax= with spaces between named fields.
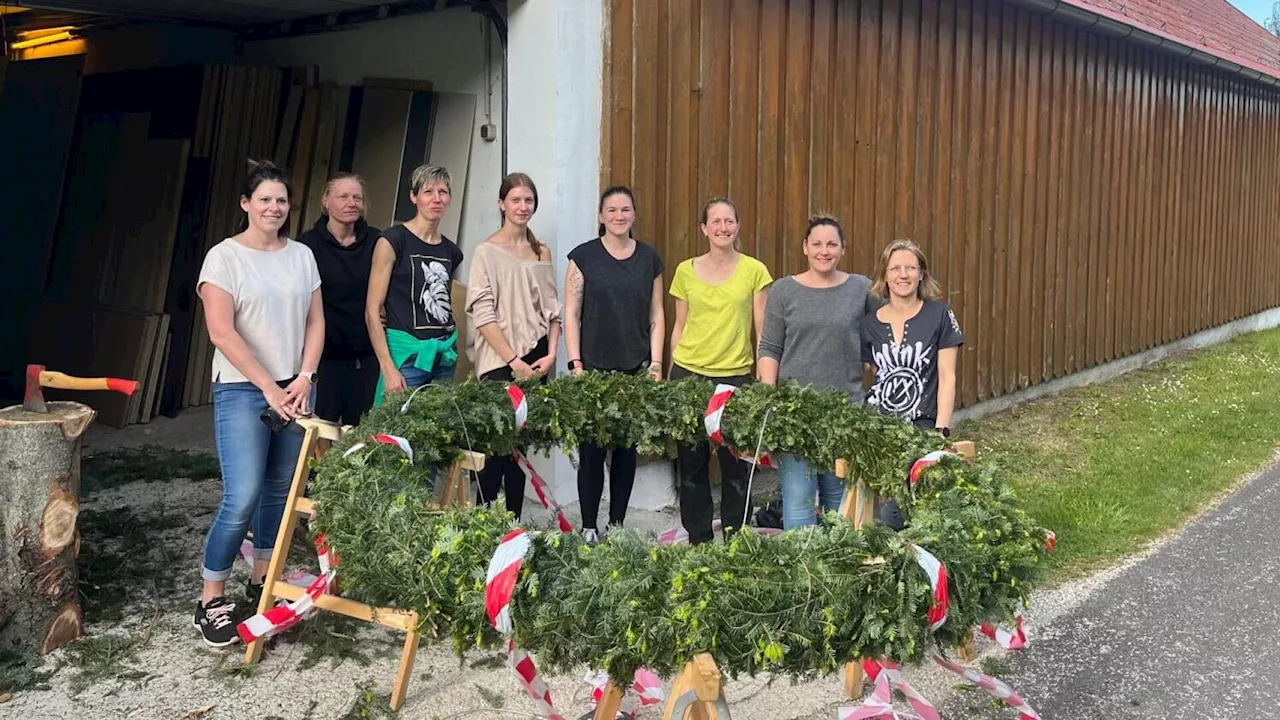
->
xmin=195 ymin=597 xmax=241 ymax=648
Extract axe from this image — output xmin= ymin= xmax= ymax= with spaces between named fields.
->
xmin=24 ymin=363 xmax=140 ymax=413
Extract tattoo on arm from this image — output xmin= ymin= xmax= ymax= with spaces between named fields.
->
xmin=569 ymin=264 xmax=584 ymax=304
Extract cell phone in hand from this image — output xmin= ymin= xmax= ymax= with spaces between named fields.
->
xmin=260 ymin=407 xmax=310 ymax=434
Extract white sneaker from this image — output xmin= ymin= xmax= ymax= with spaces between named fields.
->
xmin=582 ymin=528 xmax=599 ymax=545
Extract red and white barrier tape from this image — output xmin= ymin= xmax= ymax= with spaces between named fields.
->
xmin=239 ymin=540 xmax=318 ymax=587
xmin=585 ymin=667 xmax=665 ymax=714
xmin=485 ymin=528 xmax=566 ymax=719
xmin=1045 ymin=530 xmax=1056 ymax=552
xmin=703 ymin=384 xmax=777 ymax=468
xmin=514 ymin=452 xmax=574 ymax=534
xmin=909 ymin=544 xmax=949 ymax=632
xmin=839 ymin=670 xmax=923 ymax=720
xmin=342 ymin=433 xmax=415 ymax=464
xmin=908 ymin=450 xmax=961 ymax=487
xmin=508 ymin=384 xmax=528 ymax=430
xmin=930 ymin=651 xmax=1041 ymax=720
xmin=979 ymin=615 xmax=1027 ymax=649
xmin=236 ymin=534 xmax=337 ymax=643
xmin=859 ymin=658 xmax=940 ymax=720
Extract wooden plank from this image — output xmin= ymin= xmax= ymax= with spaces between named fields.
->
xmin=133 ymin=314 xmax=164 ymax=424
xmin=894 ymin=0 xmax=919 ymax=241
xmin=291 ymin=88 xmax=322 ymax=233
xmin=1048 ymin=21 xmax=1070 ymax=379
xmin=754 ymin=0 xmax=784 ymax=265
xmin=274 ymin=84 xmax=304 ymax=165
xmin=305 ymin=86 xmax=340 ymax=229
xmin=632 ymin=0 xmax=661 ymax=249
xmin=1024 ymin=13 xmax=1047 ymax=388
xmin=393 ymin=90 xmax=436 ymax=224
xmin=854 ymin=0 xmax=880 ymax=274
xmin=351 ymin=87 xmax=412 ymax=231
xmin=698 ymin=0 xmax=732 ymax=222
xmin=954 ymin=0 xmax=980 ymax=406
xmin=874 ymin=1 xmax=900 ymax=269
xmin=425 ymin=92 xmax=478 ymax=243
xmin=781 ymin=0 xmax=812 ymax=274
xmin=605 ymin=0 xmax=635 ymax=190
xmin=833 ymin=0 xmax=860 ymax=270
xmin=1007 ymin=7 xmax=1030 ymax=391
xmin=150 ymin=330 xmax=172 ymax=421
xmin=725 ymin=0 xmax=759 ymax=250
xmin=329 ymin=86 xmax=352 ymax=177
xmin=915 ymin=0 xmax=938 ymax=275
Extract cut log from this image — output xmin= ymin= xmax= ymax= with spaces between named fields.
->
xmin=0 ymin=401 xmax=95 ymax=655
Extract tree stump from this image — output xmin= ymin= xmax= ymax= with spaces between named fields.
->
xmin=0 ymin=401 xmax=96 ymax=655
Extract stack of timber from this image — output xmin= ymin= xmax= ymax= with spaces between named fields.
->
xmin=179 ymin=65 xmax=287 ymax=410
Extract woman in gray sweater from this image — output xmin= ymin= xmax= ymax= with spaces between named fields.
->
xmin=758 ymin=215 xmax=880 ymax=529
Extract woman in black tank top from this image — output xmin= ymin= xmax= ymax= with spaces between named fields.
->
xmin=563 ymin=185 xmax=666 ymax=542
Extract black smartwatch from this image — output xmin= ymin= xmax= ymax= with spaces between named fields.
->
xmin=938 ymin=426 xmax=951 ymax=438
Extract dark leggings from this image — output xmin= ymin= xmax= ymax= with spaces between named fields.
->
xmin=670 ymin=364 xmax=753 ymax=545
xmin=879 ymin=416 xmax=937 ymax=530
xmin=476 ymin=336 xmax=550 ymax=519
xmin=577 ymin=442 xmax=637 ymax=531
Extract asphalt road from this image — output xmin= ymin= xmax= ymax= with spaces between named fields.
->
xmin=941 ymin=461 xmax=1280 ymax=720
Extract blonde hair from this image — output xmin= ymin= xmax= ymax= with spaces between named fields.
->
xmin=870 ymin=238 xmax=942 ymax=301
xmin=410 ymin=164 xmax=451 ymax=194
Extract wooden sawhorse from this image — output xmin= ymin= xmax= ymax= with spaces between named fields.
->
xmin=242 ymin=417 xmax=485 ymax=711
xmin=837 ymin=440 xmax=977 ymax=698
xmin=591 ymin=653 xmax=731 ymax=720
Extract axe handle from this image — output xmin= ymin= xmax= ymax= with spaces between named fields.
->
xmin=39 ymin=371 xmax=139 ymax=396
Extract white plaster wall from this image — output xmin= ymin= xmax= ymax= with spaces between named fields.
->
xmin=242 ymin=8 xmax=504 ymax=271
xmin=506 ymin=0 xmax=606 ymax=507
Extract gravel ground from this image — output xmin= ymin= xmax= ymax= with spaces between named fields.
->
xmin=4 ymin=409 xmax=1227 ymax=720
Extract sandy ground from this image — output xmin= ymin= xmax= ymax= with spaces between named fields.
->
xmin=5 ymin=409 xmax=1101 ymax=720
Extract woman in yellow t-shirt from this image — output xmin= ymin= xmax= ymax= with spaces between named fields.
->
xmin=669 ymin=197 xmax=773 ymax=544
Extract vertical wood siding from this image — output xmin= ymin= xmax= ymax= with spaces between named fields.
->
xmin=600 ymin=0 xmax=1280 ymax=407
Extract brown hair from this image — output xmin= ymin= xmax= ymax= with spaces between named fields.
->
xmin=870 ymin=238 xmax=942 ymax=301
xmin=700 ymin=197 xmax=738 ymax=225
xmin=500 ymin=172 xmax=543 ymax=258
xmin=804 ymin=214 xmax=844 ymax=246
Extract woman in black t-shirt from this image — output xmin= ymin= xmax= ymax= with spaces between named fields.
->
xmin=859 ymin=238 xmax=964 ymax=433
xmin=365 ymin=164 xmax=464 ymax=405
xmin=859 ymin=238 xmax=964 ymax=529
xmin=564 ymin=185 xmax=665 ymax=543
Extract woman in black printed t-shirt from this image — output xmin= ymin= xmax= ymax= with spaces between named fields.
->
xmin=859 ymin=238 xmax=964 ymax=529
xmin=563 ymin=185 xmax=665 ymax=543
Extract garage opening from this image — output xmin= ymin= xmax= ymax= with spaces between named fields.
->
xmin=0 ymin=0 xmax=506 ymax=425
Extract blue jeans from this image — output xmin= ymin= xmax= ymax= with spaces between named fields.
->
xmin=400 ymin=355 xmax=455 ymax=388
xmin=778 ymin=453 xmax=846 ymax=530
xmin=201 ymin=380 xmax=311 ymax=581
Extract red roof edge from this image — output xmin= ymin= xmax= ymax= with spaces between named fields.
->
xmin=1054 ymin=0 xmax=1280 ymax=85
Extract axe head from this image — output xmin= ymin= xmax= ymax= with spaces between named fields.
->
xmin=24 ymin=364 xmax=48 ymax=413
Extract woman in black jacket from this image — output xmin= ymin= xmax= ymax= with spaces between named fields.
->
xmin=297 ymin=173 xmax=382 ymax=426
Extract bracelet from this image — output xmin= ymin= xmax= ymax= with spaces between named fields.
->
xmin=505 ymin=354 xmax=518 ymax=366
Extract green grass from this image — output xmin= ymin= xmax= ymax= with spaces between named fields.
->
xmin=957 ymin=327 xmax=1280 ymax=582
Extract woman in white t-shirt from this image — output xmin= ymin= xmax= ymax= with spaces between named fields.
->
xmin=192 ymin=160 xmax=324 ymax=648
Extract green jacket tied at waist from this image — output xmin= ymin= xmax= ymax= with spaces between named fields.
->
xmin=374 ymin=328 xmax=457 ymax=405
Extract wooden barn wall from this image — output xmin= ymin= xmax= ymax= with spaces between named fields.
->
xmin=600 ymin=0 xmax=1280 ymax=407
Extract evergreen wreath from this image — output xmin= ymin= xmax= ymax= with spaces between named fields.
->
xmin=308 ymin=372 xmax=1052 ymax=684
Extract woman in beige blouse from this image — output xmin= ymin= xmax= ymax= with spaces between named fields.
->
xmin=465 ymin=172 xmax=562 ymax=519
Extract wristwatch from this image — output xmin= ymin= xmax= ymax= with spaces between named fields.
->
xmin=300 ymin=371 xmax=317 ymax=384
xmin=937 ymin=426 xmax=951 ymax=438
